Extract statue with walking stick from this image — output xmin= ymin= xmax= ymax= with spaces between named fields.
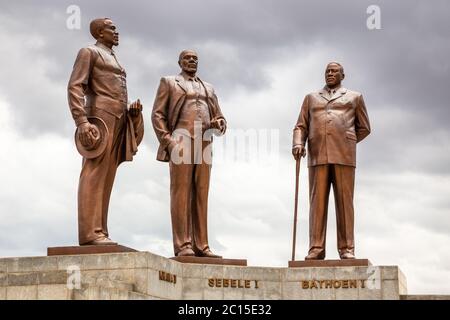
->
xmin=292 ymin=62 xmax=371 ymax=260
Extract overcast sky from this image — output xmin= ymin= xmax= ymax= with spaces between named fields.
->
xmin=0 ymin=0 xmax=449 ymax=295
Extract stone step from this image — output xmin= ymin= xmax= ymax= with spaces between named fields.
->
xmin=401 ymin=295 xmax=450 ymax=300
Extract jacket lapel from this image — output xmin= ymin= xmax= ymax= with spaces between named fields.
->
xmin=329 ymin=87 xmax=347 ymax=102
xmin=318 ymin=88 xmax=330 ymax=102
xmin=169 ymin=75 xmax=187 ymax=131
xmin=197 ymin=77 xmax=215 ymax=119
xmin=175 ymin=74 xmax=188 ymax=93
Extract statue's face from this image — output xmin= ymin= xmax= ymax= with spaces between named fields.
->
xmin=100 ymin=19 xmax=119 ymax=47
xmin=179 ymin=51 xmax=198 ymax=74
xmin=325 ymin=63 xmax=344 ymax=88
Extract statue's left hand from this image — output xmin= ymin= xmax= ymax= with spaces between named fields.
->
xmin=211 ymin=118 xmax=226 ymax=135
xmin=129 ymin=99 xmax=143 ymax=117
xmin=217 ymin=119 xmax=226 ymax=135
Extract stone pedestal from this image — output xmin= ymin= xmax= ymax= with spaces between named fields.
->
xmin=0 ymin=251 xmax=408 ymax=300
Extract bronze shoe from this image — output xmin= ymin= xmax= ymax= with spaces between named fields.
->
xmin=176 ymin=248 xmax=195 ymax=257
xmin=305 ymin=249 xmax=325 ymax=260
xmin=83 ymin=236 xmax=117 ymax=246
xmin=197 ymin=249 xmax=222 ymax=258
xmin=340 ymin=252 xmax=355 ymax=259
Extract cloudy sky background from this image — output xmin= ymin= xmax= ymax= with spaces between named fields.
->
xmin=0 ymin=0 xmax=449 ymax=294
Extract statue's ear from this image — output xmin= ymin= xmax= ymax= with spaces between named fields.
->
xmin=98 ymin=28 xmax=104 ymax=38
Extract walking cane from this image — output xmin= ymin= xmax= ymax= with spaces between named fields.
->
xmin=291 ymin=157 xmax=301 ymax=261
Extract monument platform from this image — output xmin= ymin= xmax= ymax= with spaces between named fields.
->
xmin=171 ymin=256 xmax=247 ymax=266
xmin=0 ymin=251 xmax=411 ymax=300
xmin=289 ymin=259 xmax=371 ymax=268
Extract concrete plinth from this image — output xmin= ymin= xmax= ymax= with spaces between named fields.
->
xmin=0 ymin=252 xmax=409 ymax=300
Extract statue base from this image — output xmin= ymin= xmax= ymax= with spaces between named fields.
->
xmin=47 ymin=245 xmax=137 ymax=256
xmin=288 ymin=259 xmax=371 ymax=268
xmin=0 ymin=251 xmax=417 ymax=300
xmin=171 ymin=256 xmax=247 ymax=266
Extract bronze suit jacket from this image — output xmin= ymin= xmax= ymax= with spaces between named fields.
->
xmin=293 ymin=87 xmax=371 ymax=167
xmin=152 ymin=74 xmax=226 ymax=162
xmin=68 ymin=42 xmax=144 ymax=164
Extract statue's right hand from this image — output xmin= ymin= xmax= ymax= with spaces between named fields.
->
xmin=292 ymin=145 xmax=306 ymax=160
xmin=78 ymin=122 xmax=98 ymax=148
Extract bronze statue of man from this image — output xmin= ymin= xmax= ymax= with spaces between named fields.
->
xmin=152 ymin=50 xmax=226 ymax=257
xmin=292 ymin=62 xmax=371 ymax=260
xmin=68 ymin=18 xmax=144 ymax=246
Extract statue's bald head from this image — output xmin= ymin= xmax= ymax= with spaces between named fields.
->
xmin=178 ymin=49 xmax=198 ymax=63
xmin=326 ymin=62 xmax=344 ymax=75
xmin=325 ymin=61 xmax=345 ymax=88
xmin=89 ymin=18 xmax=112 ymax=40
xmin=178 ymin=49 xmax=199 ymax=75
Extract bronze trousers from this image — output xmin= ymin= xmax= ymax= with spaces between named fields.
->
xmin=78 ymin=112 xmax=126 ymax=245
xmin=169 ymin=138 xmax=212 ymax=255
xmin=308 ymin=164 xmax=355 ymax=257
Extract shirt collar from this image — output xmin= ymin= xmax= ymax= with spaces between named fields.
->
xmin=180 ymin=71 xmax=198 ymax=82
xmin=324 ymin=84 xmax=342 ymax=94
xmin=95 ymin=41 xmax=115 ymax=55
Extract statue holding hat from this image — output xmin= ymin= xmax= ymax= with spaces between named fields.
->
xmin=68 ymin=18 xmax=144 ymax=246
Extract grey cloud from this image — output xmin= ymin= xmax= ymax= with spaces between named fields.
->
xmin=3 ymin=0 xmax=450 ymax=136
